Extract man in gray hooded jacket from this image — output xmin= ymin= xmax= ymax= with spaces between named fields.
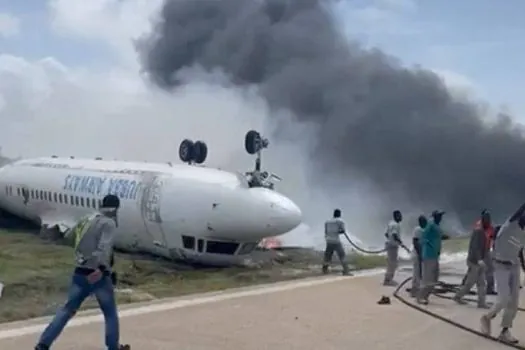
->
xmin=35 ymin=194 xmax=129 ymax=350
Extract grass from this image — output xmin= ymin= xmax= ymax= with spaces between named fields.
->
xmin=0 ymin=229 xmax=388 ymax=323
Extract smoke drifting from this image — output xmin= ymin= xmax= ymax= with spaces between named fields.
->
xmin=138 ymin=0 xmax=525 ymax=231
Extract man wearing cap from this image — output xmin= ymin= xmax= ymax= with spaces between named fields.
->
xmin=480 ymin=202 xmax=525 ymax=344
xmin=417 ymin=210 xmax=448 ymax=305
xmin=35 ymin=194 xmax=130 ymax=350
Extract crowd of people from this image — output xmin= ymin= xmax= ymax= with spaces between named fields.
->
xmin=31 ymin=195 xmax=525 ymax=349
xmin=322 ymin=204 xmax=525 ymax=345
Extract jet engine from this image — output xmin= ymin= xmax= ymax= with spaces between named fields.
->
xmin=179 ymin=139 xmax=208 ymax=165
xmin=244 ymin=130 xmax=281 ymax=189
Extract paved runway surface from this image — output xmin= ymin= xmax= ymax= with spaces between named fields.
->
xmin=0 ymin=262 xmax=523 ymax=349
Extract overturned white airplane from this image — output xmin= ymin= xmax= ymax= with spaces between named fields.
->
xmin=0 ymin=131 xmax=302 ymax=266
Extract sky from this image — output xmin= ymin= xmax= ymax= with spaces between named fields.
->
xmin=0 ymin=0 xmax=524 ymax=246
xmin=0 ymin=0 xmax=523 ymax=156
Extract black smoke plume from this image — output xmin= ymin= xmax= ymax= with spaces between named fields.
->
xmin=138 ymin=0 xmax=525 ymax=226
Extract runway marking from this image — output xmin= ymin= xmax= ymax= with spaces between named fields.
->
xmin=0 ymin=268 xmax=386 ymax=340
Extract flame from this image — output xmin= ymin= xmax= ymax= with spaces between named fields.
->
xmin=258 ymin=236 xmax=282 ymax=249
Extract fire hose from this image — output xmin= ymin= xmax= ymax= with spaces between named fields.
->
xmin=343 ymin=233 xmax=412 ymax=255
xmin=393 ymin=277 xmax=525 ymax=349
xmin=343 ymin=233 xmax=387 ymax=254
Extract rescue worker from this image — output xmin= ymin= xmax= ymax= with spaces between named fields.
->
xmin=383 ymin=210 xmax=409 ymax=286
xmin=410 ymin=215 xmax=427 ymax=297
xmin=480 ymin=202 xmax=525 ymax=344
xmin=417 ymin=210 xmax=449 ymax=305
xmin=452 ymin=210 xmax=489 ymax=308
xmin=35 ymin=194 xmax=130 ymax=350
xmin=459 ymin=211 xmax=496 ymax=293
xmin=477 ymin=210 xmax=497 ymax=295
xmin=322 ymin=209 xmax=351 ymax=276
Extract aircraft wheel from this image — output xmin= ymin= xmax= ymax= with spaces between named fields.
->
xmin=193 ymin=141 xmax=208 ymax=164
xmin=179 ymin=139 xmax=195 ymax=163
xmin=245 ymin=130 xmax=262 ymax=155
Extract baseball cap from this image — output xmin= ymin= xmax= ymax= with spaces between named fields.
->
xmin=431 ymin=210 xmax=445 ymax=217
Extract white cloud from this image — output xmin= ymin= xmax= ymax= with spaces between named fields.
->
xmin=0 ymin=13 xmax=20 ymax=38
xmin=48 ymin=0 xmax=162 ymax=68
xmin=431 ymin=68 xmax=480 ymax=98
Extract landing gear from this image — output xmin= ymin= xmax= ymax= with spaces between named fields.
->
xmin=179 ymin=139 xmax=195 ymax=163
xmin=178 ymin=139 xmax=208 ymax=165
xmin=243 ymin=130 xmax=280 ymax=189
xmin=245 ymin=130 xmax=267 ymax=155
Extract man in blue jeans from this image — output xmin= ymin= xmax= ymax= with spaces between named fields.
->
xmin=35 ymin=194 xmax=129 ymax=350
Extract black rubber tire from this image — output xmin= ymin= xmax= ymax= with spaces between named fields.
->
xmin=245 ymin=130 xmax=261 ymax=155
xmin=179 ymin=139 xmax=195 ymax=163
xmin=193 ymin=141 xmax=208 ymax=164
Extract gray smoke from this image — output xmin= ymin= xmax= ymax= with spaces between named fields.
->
xmin=137 ymin=0 xmax=525 ymax=227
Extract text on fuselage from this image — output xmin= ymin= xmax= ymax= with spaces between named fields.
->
xmin=63 ymin=174 xmax=143 ymax=200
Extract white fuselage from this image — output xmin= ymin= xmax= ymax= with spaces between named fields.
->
xmin=0 ymin=157 xmax=302 ymax=266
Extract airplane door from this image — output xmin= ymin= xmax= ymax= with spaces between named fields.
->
xmin=18 ymin=186 xmax=34 ymax=220
xmin=139 ymin=173 xmax=170 ymax=255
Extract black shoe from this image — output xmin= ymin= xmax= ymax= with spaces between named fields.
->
xmin=35 ymin=344 xmax=49 ymax=350
xmin=118 ymin=345 xmax=131 ymax=350
xmin=377 ymin=296 xmax=391 ymax=305
xmin=487 ymin=290 xmax=497 ymax=295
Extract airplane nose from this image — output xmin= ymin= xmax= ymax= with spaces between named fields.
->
xmin=250 ymin=188 xmax=302 ymax=235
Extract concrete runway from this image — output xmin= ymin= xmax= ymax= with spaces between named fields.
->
xmin=0 ymin=262 xmax=523 ymax=349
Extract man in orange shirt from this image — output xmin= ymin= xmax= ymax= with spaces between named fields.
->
xmin=474 ymin=210 xmax=496 ymax=294
xmin=460 ymin=210 xmax=496 ymax=292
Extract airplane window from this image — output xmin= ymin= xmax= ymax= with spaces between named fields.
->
xmin=48 ymin=191 xmax=52 ymax=201
xmin=17 ymin=188 xmax=21 ymax=196
xmin=39 ymin=190 xmax=44 ymax=200
xmin=70 ymin=195 xmax=74 ymax=205
xmin=64 ymin=194 xmax=68 ymax=204
xmin=80 ymin=197 xmax=84 ymax=207
xmin=35 ymin=190 xmax=39 ymax=200
xmin=58 ymin=193 xmax=63 ymax=203
xmin=75 ymin=196 xmax=79 ymax=206
xmin=182 ymin=235 xmax=195 ymax=250
xmin=43 ymin=192 xmax=47 ymax=201
xmin=53 ymin=193 xmax=58 ymax=202
xmin=98 ymin=199 xmax=102 ymax=208
xmin=30 ymin=189 xmax=35 ymax=198
xmin=92 ymin=198 xmax=97 ymax=208
xmin=206 ymin=241 xmax=239 ymax=255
